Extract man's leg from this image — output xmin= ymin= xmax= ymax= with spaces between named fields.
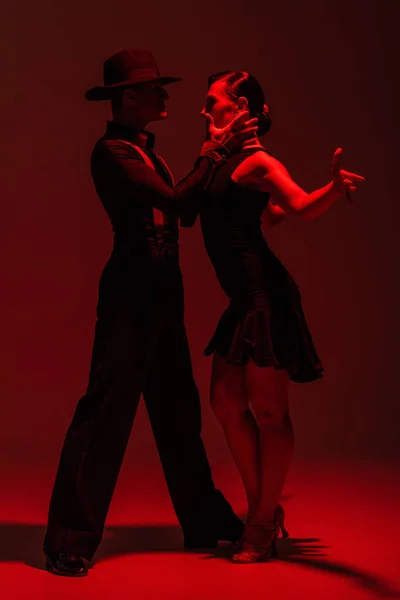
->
xmin=142 ymin=318 xmax=244 ymax=547
xmin=43 ymin=310 xmax=149 ymax=562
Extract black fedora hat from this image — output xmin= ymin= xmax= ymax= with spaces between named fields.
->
xmin=85 ymin=48 xmax=182 ymax=101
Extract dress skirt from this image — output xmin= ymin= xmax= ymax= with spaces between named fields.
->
xmin=204 ymin=277 xmax=324 ymax=384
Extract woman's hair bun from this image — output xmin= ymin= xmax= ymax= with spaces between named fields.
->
xmin=257 ymin=105 xmax=272 ymax=136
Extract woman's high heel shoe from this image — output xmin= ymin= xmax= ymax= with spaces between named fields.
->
xmin=232 ymin=522 xmax=278 ymax=563
xmin=231 ymin=503 xmax=289 ymax=553
xmin=231 ymin=504 xmax=289 ymax=563
xmin=274 ymin=503 xmax=289 ymax=539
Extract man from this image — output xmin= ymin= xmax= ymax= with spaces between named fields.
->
xmin=43 ymin=48 xmax=257 ymax=576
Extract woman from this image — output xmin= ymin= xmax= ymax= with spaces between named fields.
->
xmin=195 ymin=71 xmax=365 ymax=563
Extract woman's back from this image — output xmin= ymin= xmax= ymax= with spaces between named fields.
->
xmin=200 ymin=148 xmax=291 ymax=308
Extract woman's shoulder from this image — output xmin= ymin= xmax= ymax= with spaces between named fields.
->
xmin=243 ymin=147 xmax=281 ymax=168
xmin=231 ymin=147 xmax=282 ymax=186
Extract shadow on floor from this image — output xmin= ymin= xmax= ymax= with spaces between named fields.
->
xmin=203 ymin=537 xmax=400 ymax=598
xmin=0 ymin=522 xmax=398 ymax=597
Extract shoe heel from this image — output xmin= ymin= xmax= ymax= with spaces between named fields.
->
xmin=279 ymin=516 xmax=289 ymax=539
xmin=275 ymin=506 xmax=289 ymax=539
xmin=281 ymin=525 xmax=289 ymax=538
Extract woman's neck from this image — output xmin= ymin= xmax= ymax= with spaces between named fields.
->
xmin=242 ymin=136 xmax=263 ymax=150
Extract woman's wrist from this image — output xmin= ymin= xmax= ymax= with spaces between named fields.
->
xmin=329 ymin=179 xmax=344 ymax=198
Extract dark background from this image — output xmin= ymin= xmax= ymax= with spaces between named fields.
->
xmin=1 ymin=0 xmax=399 ymax=510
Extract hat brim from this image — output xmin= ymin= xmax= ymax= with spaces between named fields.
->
xmin=85 ymin=76 xmax=182 ymax=101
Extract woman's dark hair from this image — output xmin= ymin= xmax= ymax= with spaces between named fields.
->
xmin=208 ymin=71 xmax=271 ymax=136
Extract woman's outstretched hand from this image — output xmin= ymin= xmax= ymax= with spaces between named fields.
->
xmin=203 ymin=110 xmax=259 ymax=152
xmin=331 ymin=148 xmax=366 ymax=202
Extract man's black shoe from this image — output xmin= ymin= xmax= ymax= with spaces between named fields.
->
xmin=214 ymin=516 xmax=245 ymax=543
xmin=184 ymin=531 xmax=218 ymax=551
xmin=45 ymin=552 xmax=88 ymax=577
xmin=184 ymin=517 xmax=245 ymax=551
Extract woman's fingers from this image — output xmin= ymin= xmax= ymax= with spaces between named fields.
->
xmin=343 ymin=179 xmax=360 ymax=193
xmin=332 ymin=147 xmax=343 ymax=172
xmin=331 ymin=149 xmax=365 ymax=200
xmin=341 ymin=169 xmax=366 ymax=182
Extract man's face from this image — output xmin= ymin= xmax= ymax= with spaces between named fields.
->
xmin=124 ymin=81 xmax=170 ymax=123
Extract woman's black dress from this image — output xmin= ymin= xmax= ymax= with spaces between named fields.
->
xmin=200 ymin=148 xmax=323 ymax=383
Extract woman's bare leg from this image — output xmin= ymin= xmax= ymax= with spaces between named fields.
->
xmin=245 ymin=364 xmax=294 ymax=525
xmin=210 ymin=354 xmax=260 ymax=515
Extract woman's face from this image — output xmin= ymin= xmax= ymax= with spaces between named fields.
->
xmin=201 ymin=79 xmax=239 ymax=128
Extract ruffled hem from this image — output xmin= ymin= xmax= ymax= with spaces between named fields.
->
xmin=204 ymin=305 xmax=324 ymax=384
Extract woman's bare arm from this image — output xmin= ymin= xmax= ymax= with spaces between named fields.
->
xmin=262 ymin=201 xmax=286 ymax=229
xmin=234 ymin=148 xmax=365 ymax=221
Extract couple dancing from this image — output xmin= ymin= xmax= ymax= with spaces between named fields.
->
xmin=43 ymin=48 xmax=364 ymax=576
